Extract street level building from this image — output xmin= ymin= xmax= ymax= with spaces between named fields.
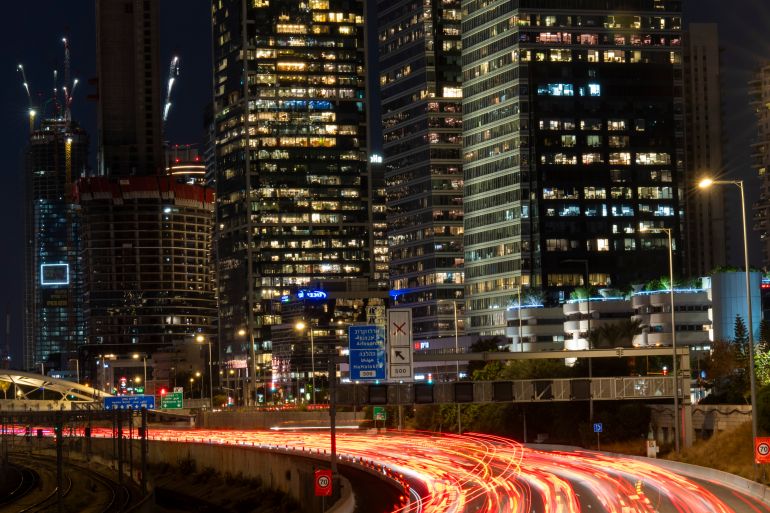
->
xmin=24 ymin=119 xmax=89 ymax=372
xmin=462 ymin=0 xmax=685 ymax=336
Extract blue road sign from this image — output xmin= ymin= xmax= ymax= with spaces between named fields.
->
xmin=104 ymin=395 xmax=156 ymax=411
xmin=593 ymin=422 xmax=603 ymax=433
xmin=349 ymin=325 xmax=386 ymax=380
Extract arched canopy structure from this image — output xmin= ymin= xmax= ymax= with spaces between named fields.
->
xmin=0 ymin=370 xmax=111 ymax=402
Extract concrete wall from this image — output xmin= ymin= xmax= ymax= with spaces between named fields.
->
xmin=86 ymin=437 xmax=349 ymax=513
xmin=650 ymin=404 xmax=751 ymax=442
xmin=200 ymin=410 xmax=363 ymax=430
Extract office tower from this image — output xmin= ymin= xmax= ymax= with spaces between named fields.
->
xmin=96 ymin=0 xmax=162 ymax=176
xmin=24 ymin=119 xmax=89 ymax=371
xmin=211 ymin=0 xmax=373 ymax=376
xmin=683 ymin=23 xmax=727 ymax=276
xmin=462 ymin=0 xmax=684 ymax=336
xmin=752 ymin=63 xmax=770 ymax=268
xmin=378 ymin=0 xmax=465 ymax=342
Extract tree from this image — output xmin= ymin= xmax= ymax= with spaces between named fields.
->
xmin=468 ymin=336 xmax=508 ymax=374
xmin=760 ymin=319 xmax=770 ymax=346
xmin=734 ymin=315 xmax=749 ymax=367
xmin=588 ymin=319 xmax=643 ymax=349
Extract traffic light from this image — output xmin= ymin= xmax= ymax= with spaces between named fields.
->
xmin=159 ymin=388 xmax=167 ymax=396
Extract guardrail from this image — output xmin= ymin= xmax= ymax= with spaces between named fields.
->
xmin=334 ymin=376 xmax=679 ymax=406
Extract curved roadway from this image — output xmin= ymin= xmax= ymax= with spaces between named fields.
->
xmin=22 ymin=427 xmax=770 ymax=513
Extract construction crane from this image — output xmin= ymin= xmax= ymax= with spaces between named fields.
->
xmin=17 ymin=64 xmax=36 ymax=132
xmin=61 ymin=38 xmax=78 ymax=122
xmin=162 ymin=55 xmax=180 ymax=130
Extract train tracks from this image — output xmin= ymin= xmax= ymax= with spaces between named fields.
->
xmin=1 ymin=453 xmax=136 ymax=513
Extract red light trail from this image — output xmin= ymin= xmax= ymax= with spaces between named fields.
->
xmin=8 ymin=426 xmax=769 ymax=513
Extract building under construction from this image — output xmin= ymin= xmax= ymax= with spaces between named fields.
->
xmin=75 ymin=176 xmax=216 ymax=351
xmin=24 ymin=118 xmax=89 ymax=374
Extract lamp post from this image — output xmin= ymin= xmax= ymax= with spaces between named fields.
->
xmin=640 ymin=226 xmax=679 ymax=453
xmin=295 ymin=321 xmax=316 ymax=404
xmin=700 ymin=177 xmax=758 ymax=477
xmin=132 ymin=354 xmax=147 ymax=393
xmin=438 ymin=299 xmax=462 ymax=433
xmin=563 ymin=259 xmax=593 ymax=422
xmin=68 ymin=358 xmax=80 ymax=384
xmin=196 ymin=334 xmax=214 ymax=409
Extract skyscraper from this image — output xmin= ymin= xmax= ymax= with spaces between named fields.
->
xmin=751 ymin=63 xmax=770 ymax=268
xmin=683 ymin=23 xmax=727 ymax=276
xmin=211 ymin=0 xmax=375 ymax=384
xmin=76 ymin=0 xmax=216 ymax=377
xmin=461 ymin=0 xmax=684 ymax=336
xmin=24 ymin=118 xmax=89 ymax=371
xmin=378 ymin=0 xmax=465 ymax=343
xmin=95 ymin=0 xmax=162 ymax=176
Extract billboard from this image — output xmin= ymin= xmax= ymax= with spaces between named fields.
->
xmin=40 ymin=263 xmax=70 ymax=286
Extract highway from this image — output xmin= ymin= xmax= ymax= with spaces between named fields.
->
xmin=7 ymin=426 xmax=770 ymax=513
xmin=142 ymin=428 xmax=770 ymax=513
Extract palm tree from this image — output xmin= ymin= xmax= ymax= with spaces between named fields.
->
xmin=588 ymin=319 xmax=643 ymax=349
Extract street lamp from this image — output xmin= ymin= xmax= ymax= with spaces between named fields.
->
xmin=195 ymin=371 xmax=203 ymax=400
xmin=640 ymin=226 xmax=679 ymax=453
xmin=295 ymin=321 xmax=316 ymax=404
xmin=196 ymin=334 xmax=214 ymax=409
xmin=132 ymin=353 xmax=147 ymax=393
xmin=438 ymin=299 xmax=462 ymax=433
xmin=699 ymin=177 xmax=758 ymax=477
xmin=68 ymin=358 xmax=80 ymax=384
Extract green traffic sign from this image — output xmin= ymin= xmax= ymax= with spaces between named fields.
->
xmin=373 ymin=406 xmax=387 ymax=421
xmin=161 ymin=392 xmax=183 ymax=409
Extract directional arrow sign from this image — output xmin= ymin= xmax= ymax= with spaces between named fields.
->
xmin=387 ymin=309 xmax=413 ymax=381
xmin=390 ymin=347 xmax=411 ymax=364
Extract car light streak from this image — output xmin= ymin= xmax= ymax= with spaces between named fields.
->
xmin=7 ymin=425 xmax=769 ymax=513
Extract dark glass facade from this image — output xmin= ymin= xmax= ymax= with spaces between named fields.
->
xmin=378 ymin=0 xmax=465 ymax=341
xmin=212 ymin=1 xmax=375 ymax=368
xmin=462 ymin=0 xmax=684 ymax=335
xmin=24 ymin=119 xmax=89 ymax=371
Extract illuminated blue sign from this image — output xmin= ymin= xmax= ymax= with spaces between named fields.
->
xmin=40 ymin=263 xmax=70 ymax=286
xmin=297 ymin=289 xmax=327 ymax=300
xmin=280 ymin=295 xmax=291 ymax=303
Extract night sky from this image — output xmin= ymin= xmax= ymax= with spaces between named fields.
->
xmin=1 ymin=1 xmax=769 ymax=364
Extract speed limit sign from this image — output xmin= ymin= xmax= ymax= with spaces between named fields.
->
xmin=754 ymin=437 xmax=770 ymax=464
xmin=314 ymin=469 xmax=333 ymax=496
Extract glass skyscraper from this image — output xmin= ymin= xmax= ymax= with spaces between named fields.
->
xmin=212 ymin=0 xmax=375 ymax=374
xmin=24 ymin=119 xmax=89 ymax=371
xmin=462 ymin=0 xmax=684 ymax=336
xmin=378 ymin=0 xmax=466 ymax=343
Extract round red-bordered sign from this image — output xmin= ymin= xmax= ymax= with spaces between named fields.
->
xmin=315 ymin=469 xmax=333 ymax=496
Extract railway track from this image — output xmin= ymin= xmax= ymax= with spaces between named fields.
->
xmin=3 ymin=453 xmax=136 ymax=513
xmin=0 ymin=464 xmax=40 ymax=507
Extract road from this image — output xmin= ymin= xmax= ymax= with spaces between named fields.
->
xmin=7 ymin=426 xmax=770 ymax=512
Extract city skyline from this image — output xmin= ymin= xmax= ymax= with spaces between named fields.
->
xmin=2 ymin=1 xmax=770 ymax=365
